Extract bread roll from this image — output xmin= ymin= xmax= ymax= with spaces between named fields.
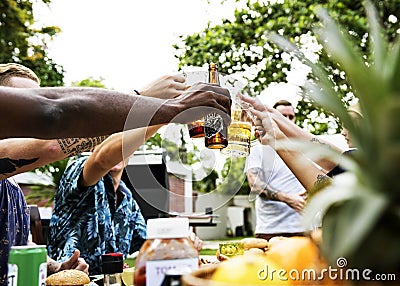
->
xmin=244 ymin=248 xmax=265 ymax=256
xmin=241 ymin=237 xmax=269 ymax=250
xmin=46 ymin=269 xmax=90 ymax=286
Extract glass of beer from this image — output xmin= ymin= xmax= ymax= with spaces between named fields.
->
xmin=183 ymin=69 xmax=208 ymax=139
xmin=187 ymin=119 xmax=204 ymax=138
xmin=221 ymin=95 xmax=254 ymax=157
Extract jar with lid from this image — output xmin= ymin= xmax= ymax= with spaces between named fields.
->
xmin=134 ymin=217 xmax=199 ymax=286
xmin=102 ymin=252 xmax=124 ymax=286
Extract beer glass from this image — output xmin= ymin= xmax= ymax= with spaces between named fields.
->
xmin=183 ymin=69 xmax=208 ymax=139
xmin=221 ymin=95 xmax=254 ymax=157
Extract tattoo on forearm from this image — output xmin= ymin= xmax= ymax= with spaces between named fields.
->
xmin=57 ymin=136 xmax=108 ymax=156
xmin=247 ymin=168 xmax=280 ymax=201
xmin=263 ymin=185 xmax=279 ymax=200
xmin=0 ymin=157 xmax=39 ymax=175
xmin=315 ymin=174 xmax=331 ymax=189
xmin=310 ymin=137 xmax=331 ymax=149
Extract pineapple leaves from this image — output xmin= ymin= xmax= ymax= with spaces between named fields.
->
xmin=321 ymin=191 xmax=387 ymax=267
xmin=386 ymin=33 xmax=400 ymax=93
xmin=315 ymin=5 xmax=385 ymax=116
xmin=266 ymin=31 xmax=355 ymax=132
xmin=364 ymin=1 xmax=387 ymax=76
xmin=267 ymin=0 xmax=400 ymax=272
xmin=304 ymin=173 xmax=387 ymax=265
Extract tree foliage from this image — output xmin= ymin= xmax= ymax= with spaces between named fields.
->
xmin=218 ymin=157 xmax=250 ymax=195
xmin=0 ymin=0 xmax=64 ymax=86
xmin=71 ymin=77 xmax=107 ymax=88
xmin=174 ymin=0 xmax=400 ymax=134
xmin=143 ymin=126 xmax=219 ymax=193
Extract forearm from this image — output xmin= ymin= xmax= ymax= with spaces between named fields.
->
xmin=271 ymin=109 xmax=312 ymax=141
xmin=247 ymin=168 xmax=281 ymax=201
xmin=81 ymin=125 xmax=162 ymax=186
xmin=0 ymin=136 xmax=108 ymax=179
xmin=1 ymin=87 xmax=172 ymax=139
xmin=94 ymin=126 xmax=161 ymax=167
xmin=271 ymin=110 xmax=343 ymax=170
xmin=275 ymin=146 xmax=331 ymax=192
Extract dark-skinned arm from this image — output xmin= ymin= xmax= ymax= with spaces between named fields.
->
xmin=0 ymin=83 xmax=230 ymax=139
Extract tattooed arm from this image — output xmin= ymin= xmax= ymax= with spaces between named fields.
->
xmin=275 ymin=147 xmax=332 ymax=193
xmin=246 ymin=167 xmax=306 ymax=212
xmin=0 ymin=136 xmax=108 ymax=179
xmin=240 ymin=94 xmax=345 ymax=171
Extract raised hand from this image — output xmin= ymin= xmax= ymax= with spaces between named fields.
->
xmin=168 ymin=82 xmax=231 ymax=126
xmin=59 ymin=249 xmax=89 ymax=274
xmin=140 ymin=74 xmax=186 ymax=99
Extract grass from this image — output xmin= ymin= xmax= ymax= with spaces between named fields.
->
xmin=200 ymin=248 xmax=217 ymax=256
xmin=124 ymin=236 xmax=252 ymax=266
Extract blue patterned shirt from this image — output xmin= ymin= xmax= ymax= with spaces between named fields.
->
xmin=47 ymin=156 xmax=147 ymax=275
xmin=0 ymin=179 xmax=29 ymax=286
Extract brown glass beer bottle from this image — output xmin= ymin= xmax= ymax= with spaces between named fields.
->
xmin=204 ymin=63 xmax=228 ymax=149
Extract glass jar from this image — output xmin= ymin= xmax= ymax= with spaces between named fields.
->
xmin=134 ymin=218 xmax=199 ymax=286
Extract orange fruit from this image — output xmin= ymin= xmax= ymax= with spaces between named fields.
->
xmin=265 ymin=236 xmax=327 ymax=285
xmin=211 ymin=255 xmax=292 ymax=285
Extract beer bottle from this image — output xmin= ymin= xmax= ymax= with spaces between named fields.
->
xmin=204 ymin=63 xmax=228 ymax=149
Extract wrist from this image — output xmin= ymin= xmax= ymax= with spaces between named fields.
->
xmin=276 ymin=192 xmax=286 ymax=202
xmin=151 ymin=99 xmax=181 ymax=126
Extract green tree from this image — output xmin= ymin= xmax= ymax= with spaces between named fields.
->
xmin=0 ymin=0 xmax=64 ymax=86
xmin=72 ymin=77 xmax=107 ymax=88
xmin=193 ymin=168 xmax=219 ymax=193
xmin=144 ymin=125 xmax=220 ymax=193
xmin=174 ymin=0 xmax=400 ymax=134
xmin=218 ymin=157 xmax=250 ymax=195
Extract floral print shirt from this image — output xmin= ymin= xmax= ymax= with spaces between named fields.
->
xmin=47 ymin=156 xmax=146 ymax=275
xmin=0 ymin=179 xmax=29 ymax=286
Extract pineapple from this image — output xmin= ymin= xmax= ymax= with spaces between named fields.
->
xmin=270 ymin=1 xmax=400 ymax=274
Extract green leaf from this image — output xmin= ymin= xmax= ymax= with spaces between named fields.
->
xmin=304 ymin=173 xmax=358 ymax=224
xmin=266 ymin=32 xmax=353 ymax=128
xmin=364 ymin=0 xmax=387 ymax=74
xmin=305 ymin=173 xmax=387 ymax=265
xmin=386 ymin=35 xmax=400 ymax=92
xmin=321 ymin=191 xmax=387 ymax=266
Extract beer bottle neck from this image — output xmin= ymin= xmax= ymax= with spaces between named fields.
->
xmin=208 ymin=71 xmax=220 ymax=85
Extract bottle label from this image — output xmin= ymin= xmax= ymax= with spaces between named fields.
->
xmin=145 ymin=258 xmax=198 ymax=286
xmin=204 ymin=113 xmax=225 ymax=138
